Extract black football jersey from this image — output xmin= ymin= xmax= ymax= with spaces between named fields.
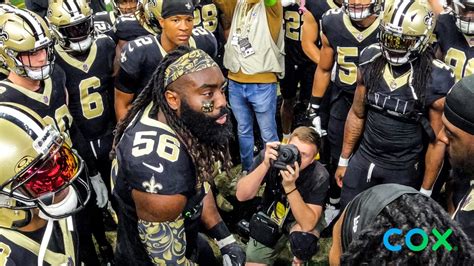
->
xmin=116 ymin=28 xmax=218 ymax=96
xmin=193 ymin=0 xmax=223 ymax=42
xmin=435 ymin=12 xmax=474 ymax=82
xmin=322 ymin=8 xmax=379 ymax=91
xmin=305 ymin=0 xmax=340 ymax=48
xmin=0 ymin=65 xmax=8 ymax=80
xmin=284 ymin=4 xmax=311 ymax=65
xmin=93 ymin=10 xmax=117 ymax=43
xmin=454 ymin=185 xmax=474 ymax=245
xmin=113 ymin=102 xmax=197 ymax=264
xmin=358 ymin=44 xmax=455 ymax=168
xmin=54 ymin=35 xmax=116 ymax=141
xmin=0 ymin=66 xmax=74 ymax=145
xmin=0 ymin=220 xmax=78 ymax=266
xmin=114 ymin=13 xmax=155 ymax=42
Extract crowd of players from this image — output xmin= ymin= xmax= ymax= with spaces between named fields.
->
xmin=0 ymin=0 xmax=473 ymax=265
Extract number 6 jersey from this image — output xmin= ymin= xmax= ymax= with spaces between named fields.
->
xmin=53 ymin=35 xmax=116 ymax=141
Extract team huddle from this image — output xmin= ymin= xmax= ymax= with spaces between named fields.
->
xmin=0 ymin=0 xmax=473 ymax=265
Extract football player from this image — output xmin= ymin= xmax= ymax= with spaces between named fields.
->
xmin=435 ymin=0 xmax=474 ymax=82
xmin=335 ymin=0 xmax=454 ymax=207
xmin=47 ymin=0 xmax=116 ymax=263
xmin=0 ymin=103 xmax=91 ymax=265
xmin=301 ymin=0 xmax=341 ymax=65
xmin=0 ymin=8 xmax=109 ymax=265
xmin=112 ymin=46 xmax=245 ymax=265
xmin=329 ymin=184 xmax=474 ymax=264
xmin=280 ymin=1 xmax=317 ymax=143
xmin=115 ymin=0 xmax=217 ymax=121
xmin=306 ymin=0 xmax=382 ymax=221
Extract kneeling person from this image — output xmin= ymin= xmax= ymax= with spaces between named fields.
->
xmin=236 ymin=127 xmax=329 ymax=265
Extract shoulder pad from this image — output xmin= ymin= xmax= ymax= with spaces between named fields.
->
xmin=359 ymin=44 xmax=382 ymax=66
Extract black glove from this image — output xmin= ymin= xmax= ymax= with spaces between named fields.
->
xmin=209 ymin=221 xmax=246 ymax=266
xmin=306 ymin=96 xmax=322 ymax=118
xmin=220 ymin=240 xmax=246 ymax=266
xmin=306 ymin=96 xmax=327 ymax=136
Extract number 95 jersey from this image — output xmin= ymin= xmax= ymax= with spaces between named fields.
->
xmin=54 ymin=35 xmax=116 ymax=141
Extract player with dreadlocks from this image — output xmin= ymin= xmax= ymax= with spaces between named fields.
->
xmin=335 ymin=0 xmax=455 ymax=207
xmin=112 ymin=46 xmax=245 ymax=265
xmin=329 ymin=183 xmax=474 ymax=265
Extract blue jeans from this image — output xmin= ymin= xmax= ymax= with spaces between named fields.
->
xmin=229 ymin=80 xmax=279 ymax=171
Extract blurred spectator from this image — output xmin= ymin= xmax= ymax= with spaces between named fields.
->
xmin=224 ymin=0 xmax=284 ymax=173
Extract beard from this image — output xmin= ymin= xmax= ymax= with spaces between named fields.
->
xmin=451 ymin=157 xmax=474 ymax=183
xmin=180 ymin=100 xmax=234 ymax=146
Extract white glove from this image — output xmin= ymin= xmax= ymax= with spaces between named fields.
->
xmin=311 ymin=116 xmax=327 ymax=137
xmin=90 ymin=173 xmax=109 ymax=208
xmin=282 ymin=0 xmax=297 ymax=7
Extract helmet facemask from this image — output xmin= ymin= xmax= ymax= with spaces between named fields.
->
xmin=0 ymin=125 xmax=90 ymax=220
xmin=343 ymin=0 xmax=381 ymax=21
xmin=114 ymin=0 xmax=140 ymax=15
xmin=452 ymin=0 xmax=474 ymax=35
xmin=55 ymin=15 xmax=95 ymax=53
xmin=379 ymin=23 xmax=429 ymax=66
xmin=10 ymin=41 xmax=55 ymax=81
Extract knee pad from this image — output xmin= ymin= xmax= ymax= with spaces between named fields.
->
xmin=289 ymin=231 xmax=319 ymax=261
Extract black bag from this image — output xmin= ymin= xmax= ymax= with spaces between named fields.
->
xmin=249 ymin=212 xmax=282 ymax=247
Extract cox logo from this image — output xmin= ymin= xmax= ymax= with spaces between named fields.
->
xmin=383 ymin=228 xmax=453 ymax=252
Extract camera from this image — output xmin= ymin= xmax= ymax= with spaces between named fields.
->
xmin=272 ymin=144 xmax=301 ymax=170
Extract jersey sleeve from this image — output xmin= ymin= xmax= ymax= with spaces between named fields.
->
xmin=426 ymin=60 xmax=455 ymax=106
xmin=193 ymin=27 xmax=218 ymax=59
xmin=305 ymin=0 xmax=319 ymax=21
xmin=117 ymin=121 xmax=196 ymax=197
xmin=115 ymin=38 xmax=147 ymax=94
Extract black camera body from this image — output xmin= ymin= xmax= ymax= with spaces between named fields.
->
xmin=272 ymin=144 xmax=301 ymax=170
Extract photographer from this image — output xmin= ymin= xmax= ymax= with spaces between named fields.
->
xmin=236 ymin=127 xmax=329 ymax=265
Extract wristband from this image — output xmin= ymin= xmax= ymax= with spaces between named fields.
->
xmin=208 ymin=221 xmax=231 ymax=241
xmin=216 ymin=235 xmax=236 ymax=249
xmin=310 ymin=96 xmax=323 ymax=110
xmin=338 ymin=156 xmax=351 ymax=167
xmin=419 ymin=187 xmax=433 ymax=197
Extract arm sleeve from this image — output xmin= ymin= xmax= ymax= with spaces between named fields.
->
xmin=137 ymin=218 xmax=197 ymax=265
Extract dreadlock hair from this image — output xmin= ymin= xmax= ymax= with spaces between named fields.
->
xmin=341 ymin=193 xmax=474 ymax=265
xmin=114 ymin=46 xmax=232 ymax=190
xmin=364 ymin=46 xmax=435 ymax=109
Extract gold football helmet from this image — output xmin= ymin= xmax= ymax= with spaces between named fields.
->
xmin=0 ymin=103 xmax=90 ymax=229
xmin=0 ymin=8 xmax=54 ymax=80
xmin=143 ymin=0 xmax=162 ymax=33
xmin=379 ymin=0 xmax=435 ymax=65
xmin=452 ymin=0 xmax=474 ymax=35
xmin=47 ymin=0 xmax=94 ymax=53
xmin=343 ymin=0 xmax=383 ymax=21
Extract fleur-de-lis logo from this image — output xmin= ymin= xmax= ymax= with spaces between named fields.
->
xmin=0 ymin=30 xmax=9 ymax=42
xmin=185 ymin=2 xmax=192 ymax=10
xmin=142 ymin=174 xmax=163 ymax=193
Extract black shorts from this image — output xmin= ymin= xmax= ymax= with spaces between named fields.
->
xmin=340 ymin=152 xmax=420 ymax=208
xmin=280 ymin=59 xmax=316 ymax=101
